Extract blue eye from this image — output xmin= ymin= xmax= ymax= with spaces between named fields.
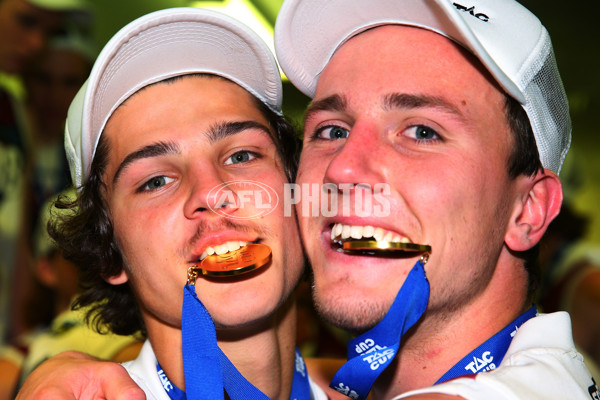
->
xmin=141 ymin=176 xmax=174 ymax=191
xmin=314 ymin=125 xmax=350 ymax=140
xmin=408 ymin=125 xmax=440 ymax=141
xmin=225 ymin=151 xmax=257 ymax=165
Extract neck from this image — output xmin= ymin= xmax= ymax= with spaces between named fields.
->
xmin=218 ymin=296 xmax=298 ymax=400
xmin=148 ymin=295 xmax=298 ymax=400
xmin=371 ymin=258 xmax=529 ymax=399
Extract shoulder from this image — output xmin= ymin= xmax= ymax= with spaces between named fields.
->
xmin=395 ymin=313 xmax=598 ymax=399
xmin=121 ymin=341 xmax=169 ymax=400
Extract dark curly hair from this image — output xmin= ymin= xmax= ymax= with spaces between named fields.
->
xmin=49 ymin=74 xmax=301 ymax=337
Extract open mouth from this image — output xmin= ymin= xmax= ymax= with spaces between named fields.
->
xmin=331 ymin=223 xmax=412 ymax=243
xmin=191 ymin=240 xmax=269 ymax=279
xmin=330 ymin=223 xmax=431 ymax=255
xmin=198 ymin=239 xmax=261 ymax=262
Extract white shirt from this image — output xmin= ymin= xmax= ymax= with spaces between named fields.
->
xmin=394 ymin=312 xmax=599 ymax=400
xmin=122 ymin=340 xmax=328 ymax=400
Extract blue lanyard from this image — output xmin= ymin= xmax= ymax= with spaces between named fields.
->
xmin=157 ymin=284 xmax=311 ymax=400
xmin=435 ymin=305 xmax=537 ymax=384
xmin=330 ymin=259 xmax=430 ymax=400
xmin=328 ymin=257 xmax=538 ymax=400
xmin=156 ymin=364 xmax=186 ymax=400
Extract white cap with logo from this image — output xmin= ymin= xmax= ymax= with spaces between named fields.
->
xmin=275 ymin=0 xmax=571 ymax=174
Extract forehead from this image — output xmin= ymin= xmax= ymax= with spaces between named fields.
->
xmin=111 ymin=75 xmax=264 ymax=126
xmin=315 ymin=25 xmax=504 ymax=108
xmin=103 ymin=75 xmax=271 ymax=151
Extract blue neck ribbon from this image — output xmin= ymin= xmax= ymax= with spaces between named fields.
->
xmin=329 ymin=259 xmax=537 ymax=400
xmin=158 ymin=284 xmax=311 ymax=400
xmin=330 ymin=259 xmax=429 ymax=400
xmin=435 ymin=304 xmax=537 ymax=383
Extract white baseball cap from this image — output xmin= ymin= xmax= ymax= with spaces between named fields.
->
xmin=275 ymin=0 xmax=571 ymax=174
xmin=65 ymin=7 xmax=282 ymax=188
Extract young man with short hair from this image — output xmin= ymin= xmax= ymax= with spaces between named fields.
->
xmin=275 ymin=0 xmax=596 ymax=398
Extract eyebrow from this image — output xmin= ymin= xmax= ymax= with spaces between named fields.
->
xmin=112 ymin=141 xmax=180 ymax=185
xmin=304 ymin=94 xmax=347 ymax=126
xmin=206 ymin=120 xmax=273 ymax=144
xmin=383 ymin=93 xmax=465 ymax=120
xmin=111 ymin=120 xmax=273 ymax=185
xmin=303 ymin=92 xmax=464 ymax=123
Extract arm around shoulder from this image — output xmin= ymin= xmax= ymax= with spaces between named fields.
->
xmin=16 ymin=351 xmax=145 ymax=400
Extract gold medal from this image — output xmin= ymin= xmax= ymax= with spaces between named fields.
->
xmin=342 ymin=240 xmax=431 ymax=254
xmin=193 ymin=243 xmax=272 ymax=278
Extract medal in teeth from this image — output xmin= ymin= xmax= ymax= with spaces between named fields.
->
xmin=331 ymin=223 xmax=431 ymax=254
xmin=190 ymin=242 xmax=272 ymax=279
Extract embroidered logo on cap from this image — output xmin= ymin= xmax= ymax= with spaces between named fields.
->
xmin=452 ymin=2 xmax=490 ymax=22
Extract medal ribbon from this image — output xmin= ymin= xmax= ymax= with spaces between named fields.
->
xmin=435 ymin=304 xmax=537 ymax=383
xmin=329 ymin=259 xmax=430 ymax=400
xmin=159 ymin=284 xmax=311 ymax=400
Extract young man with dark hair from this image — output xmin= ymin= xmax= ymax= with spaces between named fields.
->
xmin=18 ymin=7 xmax=326 ymax=400
xmin=0 ymin=0 xmax=89 ymax=345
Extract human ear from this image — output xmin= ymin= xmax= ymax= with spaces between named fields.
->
xmin=105 ymin=270 xmax=129 ymax=285
xmin=504 ymin=169 xmax=562 ymax=252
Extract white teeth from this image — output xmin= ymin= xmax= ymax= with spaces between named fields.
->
xmin=350 ymin=226 xmax=363 ymax=239
xmin=330 ymin=223 xmax=413 ymax=244
xmin=334 ymin=223 xmax=343 ymax=239
xmin=341 ymin=225 xmax=351 ymax=239
xmin=201 ymin=241 xmax=249 ymax=260
xmin=227 ymin=241 xmax=241 ymax=252
xmin=215 ymin=244 xmax=228 ymax=255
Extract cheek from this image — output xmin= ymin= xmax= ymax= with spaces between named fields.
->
xmin=112 ymin=202 xmax=178 ymax=261
xmin=296 ymin=149 xmax=328 ymax=185
xmin=295 ymin=154 xmax=328 ymax=227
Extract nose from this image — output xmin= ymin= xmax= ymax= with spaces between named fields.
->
xmin=183 ymin=168 xmax=239 ymax=219
xmin=323 ymin=121 xmax=388 ymax=188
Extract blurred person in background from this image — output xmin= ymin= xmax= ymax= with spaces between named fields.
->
xmin=538 ymin=150 xmax=600 ymax=373
xmin=22 ymin=31 xmax=94 ymax=237
xmin=0 ymin=190 xmax=143 ymax=400
xmin=0 ymin=0 xmax=91 ymax=345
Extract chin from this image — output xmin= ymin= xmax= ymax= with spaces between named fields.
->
xmin=312 ymin=284 xmax=388 ymax=334
xmin=212 ymin=303 xmax=275 ymax=330
xmin=211 ymin=287 xmax=288 ymax=329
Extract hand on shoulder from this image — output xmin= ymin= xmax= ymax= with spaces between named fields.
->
xmin=16 ymin=351 xmax=145 ymax=400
